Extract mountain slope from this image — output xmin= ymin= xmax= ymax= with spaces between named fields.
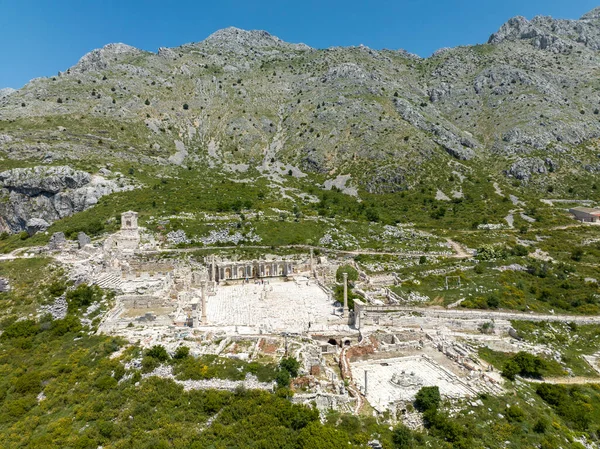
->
xmin=2 ymin=10 xmax=600 ymax=235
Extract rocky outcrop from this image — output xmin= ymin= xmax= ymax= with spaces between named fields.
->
xmin=200 ymin=27 xmax=311 ymax=53
xmin=489 ymin=12 xmax=600 ymax=51
xmin=78 ymin=232 xmax=91 ymax=248
xmin=3 ymin=9 xmax=600 ymax=193
xmin=505 ymin=158 xmax=556 ymax=182
xmin=393 ymin=98 xmax=477 ymax=160
xmin=0 ymin=88 xmax=15 ymax=100
xmin=70 ymin=43 xmax=143 ymax=73
xmin=0 ymin=166 xmax=131 ymax=234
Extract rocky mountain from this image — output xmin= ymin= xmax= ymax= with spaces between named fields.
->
xmin=0 ymin=88 xmax=15 ymax=100
xmin=2 ymin=10 xmax=600 ymax=232
xmin=0 ymin=166 xmax=131 ymax=234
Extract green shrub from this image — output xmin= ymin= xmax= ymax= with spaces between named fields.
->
xmin=571 ymin=247 xmax=584 ymax=261
xmin=502 ymin=352 xmax=546 ymax=380
xmin=14 ymin=372 xmax=42 ymax=395
xmin=47 ymin=281 xmax=67 ymax=297
xmin=505 ymin=405 xmax=525 ymax=422
xmin=51 ymin=315 xmax=82 ymax=336
xmin=392 ymin=424 xmax=414 ymax=448
xmin=173 ymin=346 xmax=190 ymax=360
xmin=414 ymin=386 xmax=441 ymax=412
xmin=276 ymin=369 xmax=291 ymax=388
xmin=146 ymin=345 xmax=169 ymax=362
xmin=336 ymin=265 xmax=358 ymax=283
xmin=1 ymin=320 xmax=39 ymax=340
xmin=280 ymin=357 xmax=300 ymax=378
xmin=66 ymin=284 xmax=102 ymax=312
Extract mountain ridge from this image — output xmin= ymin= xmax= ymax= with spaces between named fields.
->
xmin=2 ymin=7 xmax=600 ymax=233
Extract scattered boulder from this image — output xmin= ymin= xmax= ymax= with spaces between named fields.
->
xmin=48 ymin=232 xmax=67 ymax=249
xmin=78 ymin=232 xmax=92 ymax=248
xmin=0 ymin=277 xmax=10 ymax=292
xmin=26 ymin=218 xmax=50 ymax=236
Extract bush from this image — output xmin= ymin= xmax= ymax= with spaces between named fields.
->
xmin=276 ymin=369 xmax=291 ymax=388
xmin=533 ymin=418 xmax=548 ymax=433
xmin=414 ymin=386 xmax=441 ymax=412
xmin=502 ymin=352 xmax=546 ymax=380
xmin=146 ymin=345 xmax=169 ymax=362
xmin=66 ymin=284 xmax=102 ymax=312
xmin=1 ymin=320 xmax=39 ymax=340
xmin=571 ymin=247 xmax=584 ymax=262
xmin=183 ymin=103 xmax=189 ymax=110
xmin=51 ymin=315 xmax=82 ymax=336
xmin=280 ymin=357 xmax=300 ymax=378
xmin=173 ymin=346 xmax=190 ymax=360
xmin=486 ymin=294 xmax=500 ymax=309
xmin=512 ymin=245 xmax=528 ymax=257
xmin=47 ymin=281 xmax=67 ymax=297
xmin=392 ymin=424 xmax=414 ymax=448
xmin=14 ymin=372 xmax=42 ymax=395
xmin=505 ymin=405 xmax=525 ymax=422
xmin=141 ymin=356 xmax=160 ymax=373
xmin=336 ymin=265 xmax=358 ymax=283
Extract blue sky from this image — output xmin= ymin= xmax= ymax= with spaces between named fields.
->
xmin=1 ymin=0 xmax=598 ymax=89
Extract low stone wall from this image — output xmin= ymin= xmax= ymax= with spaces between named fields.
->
xmin=119 ymin=295 xmax=166 ymax=308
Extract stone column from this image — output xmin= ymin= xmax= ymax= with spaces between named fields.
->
xmin=310 ymin=248 xmax=314 ymax=277
xmin=201 ymin=281 xmax=208 ymax=325
xmin=211 ymin=255 xmax=216 ymax=282
xmin=343 ymin=272 xmax=349 ymax=317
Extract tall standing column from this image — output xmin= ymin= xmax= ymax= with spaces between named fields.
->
xmin=310 ymin=248 xmax=314 ymax=277
xmin=201 ymin=281 xmax=208 ymax=325
xmin=343 ymin=272 xmax=349 ymax=317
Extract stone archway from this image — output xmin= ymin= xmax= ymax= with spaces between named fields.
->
xmin=265 ymin=266 xmax=271 ymax=276
xmin=225 ymin=267 xmax=232 ymax=279
xmin=238 ymin=267 xmax=245 ymax=278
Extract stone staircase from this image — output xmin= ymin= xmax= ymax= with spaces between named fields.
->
xmin=94 ymin=272 xmax=123 ymax=290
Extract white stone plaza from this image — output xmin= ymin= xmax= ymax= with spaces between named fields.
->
xmin=204 ymin=278 xmax=341 ymax=334
xmin=351 ymin=355 xmax=478 ymax=412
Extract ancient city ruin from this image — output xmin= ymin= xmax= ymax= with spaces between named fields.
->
xmin=24 ymin=210 xmax=537 ymax=420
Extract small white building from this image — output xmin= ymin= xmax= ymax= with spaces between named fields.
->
xmin=103 ymin=211 xmax=141 ymax=254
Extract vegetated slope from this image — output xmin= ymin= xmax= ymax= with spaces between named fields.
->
xmin=3 ymin=9 xmax=600 ymax=195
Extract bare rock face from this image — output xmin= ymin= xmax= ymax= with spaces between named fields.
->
xmin=505 ymin=157 xmax=551 ymax=182
xmin=70 ymin=43 xmax=143 ymax=73
xmin=26 ymin=218 xmax=50 ymax=236
xmin=489 ymin=11 xmax=600 ymax=51
xmin=200 ymin=27 xmax=311 ymax=53
xmin=0 ymin=88 xmax=15 ymax=100
xmin=0 ymin=166 xmax=129 ymax=233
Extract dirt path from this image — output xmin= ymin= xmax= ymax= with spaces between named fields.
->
xmin=161 ymin=243 xmax=461 ymax=259
xmin=526 ymin=377 xmax=600 ymax=385
xmin=446 ymin=239 xmax=472 ymax=259
xmin=397 ymin=306 xmax=600 ymax=325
